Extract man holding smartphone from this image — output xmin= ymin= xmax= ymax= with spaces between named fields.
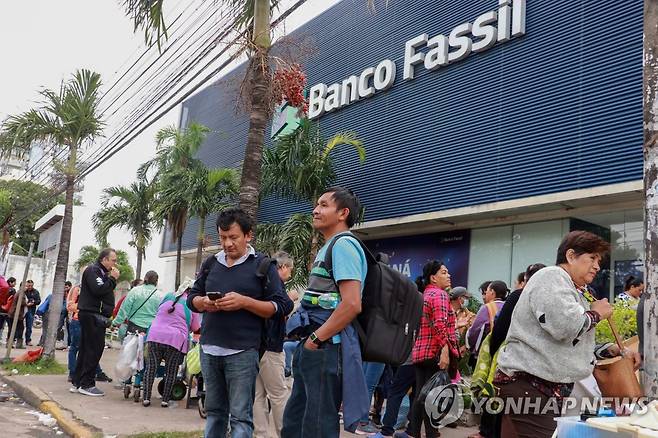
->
xmin=188 ymin=208 xmax=292 ymax=438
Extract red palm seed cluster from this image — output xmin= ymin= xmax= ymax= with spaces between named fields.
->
xmin=272 ymin=63 xmax=309 ymax=115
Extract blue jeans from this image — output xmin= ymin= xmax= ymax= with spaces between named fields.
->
xmin=200 ymin=348 xmax=259 ymax=438
xmin=25 ymin=310 xmax=34 ymax=343
xmin=282 ymin=342 xmax=342 ymax=438
xmin=283 ymin=340 xmax=298 ymax=373
xmin=381 ymin=364 xmax=415 ymax=435
xmin=68 ymin=319 xmax=102 ymax=378
xmin=360 ymin=361 xmax=386 ymax=422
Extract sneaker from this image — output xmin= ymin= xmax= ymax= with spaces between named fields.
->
xmin=393 ymin=432 xmax=414 ymax=438
xmin=356 ymin=421 xmax=380 ymax=435
xmin=69 ymin=386 xmax=79 ymax=393
xmin=78 ymin=386 xmax=104 ymax=397
xmin=95 ymin=372 xmax=113 ymax=383
xmin=26 ymin=341 xmax=33 ymax=346
xmin=161 ymin=401 xmax=168 ymax=408
xmin=372 ymin=433 xmax=392 ymax=438
xmin=142 ymin=400 xmax=151 ymax=407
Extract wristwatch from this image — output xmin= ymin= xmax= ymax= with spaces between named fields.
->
xmin=309 ymin=332 xmax=324 ymax=347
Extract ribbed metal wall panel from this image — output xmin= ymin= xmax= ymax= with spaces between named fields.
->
xmin=162 ymin=0 xmax=644 ymax=253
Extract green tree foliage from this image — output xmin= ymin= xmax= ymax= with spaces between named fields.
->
xmin=256 ymin=120 xmax=365 ymax=289
xmin=93 ymin=176 xmax=161 ymax=279
xmin=0 ymin=180 xmax=70 ymax=252
xmin=75 ymin=245 xmax=135 ymax=283
xmin=596 ymin=300 xmax=638 ymax=344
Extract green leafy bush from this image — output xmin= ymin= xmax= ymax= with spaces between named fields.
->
xmin=595 ymin=300 xmax=638 ymax=344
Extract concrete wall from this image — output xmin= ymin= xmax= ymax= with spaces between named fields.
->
xmin=4 ymin=255 xmax=55 ymax=296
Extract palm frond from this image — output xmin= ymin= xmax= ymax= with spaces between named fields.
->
xmin=123 ymin=0 xmax=168 ymax=48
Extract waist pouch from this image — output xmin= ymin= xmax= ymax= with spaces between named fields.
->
xmin=91 ymin=313 xmax=112 ymax=329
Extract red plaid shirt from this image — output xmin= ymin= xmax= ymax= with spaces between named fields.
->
xmin=412 ymin=285 xmax=458 ymax=363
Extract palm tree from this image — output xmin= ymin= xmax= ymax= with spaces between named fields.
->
xmin=123 ymin=0 xmax=274 ymax=222
xmin=140 ymin=122 xmax=209 ymax=288
xmin=92 ymin=176 xmax=161 ymax=279
xmin=76 ymin=245 xmax=135 ymax=283
xmin=257 ymin=119 xmax=365 ymax=286
xmin=0 ymin=69 xmax=104 ymax=359
xmin=186 ymin=167 xmax=239 ymax=269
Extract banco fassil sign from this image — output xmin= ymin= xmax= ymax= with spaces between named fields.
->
xmin=308 ymin=0 xmax=527 ymax=120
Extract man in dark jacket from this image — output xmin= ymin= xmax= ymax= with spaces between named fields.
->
xmin=188 ymin=208 xmax=293 ymax=438
xmin=24 ymin=280 xmax=41 ymax=346
xmin=71 ymin=248 xmax=119 ymax=397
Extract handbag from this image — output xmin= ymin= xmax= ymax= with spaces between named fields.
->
xmin=593 ymin=317 xmax=643 ymax=398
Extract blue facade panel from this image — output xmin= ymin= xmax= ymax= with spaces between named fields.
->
xmin=165 ymin=0 xmax=643 ymax=253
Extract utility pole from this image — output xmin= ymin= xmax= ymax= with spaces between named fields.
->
xmin=643 ymin=0 xmax=658 ymax=398
xmin=3 ymin=242 xmax=34 ymax=362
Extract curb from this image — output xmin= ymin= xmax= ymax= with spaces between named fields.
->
xmin=0 ymin=371 xmax=98 ymax=438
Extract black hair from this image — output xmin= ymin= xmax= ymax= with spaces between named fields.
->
xmin=524 ymin=263 xmax=546 ymax=283
xmin=167 ymin=290 xmax=189 ymax=314
xmin=65 ymin=281 xmax=72 ymax=287
xmin=131 ymin=279 xmax=143 ymax=288
xmin=516 ymin=272 xmax=525 ymax=284
xmin=143 ymin=271 xmax=158 ymax=286
xmin=26 ymin=279 xmax=34 ymax=284
xmin=216 ymin=207 xmax=254 ymax=234
xmin=415 ymin=260 xmax=445 ymax=292
xmin=97 ymin=248 xmax=116 ymax=264
xmin=7 ymin=277 xmax=16 ymax=284
xmin=488 ymin=280 xmax=509 ymax=300
xmin=624 ymin=275 xmax=643 ymax=291
xmin=322 ymin=186 xmax=362 ymax=228
xmin=479 ymin=281 xmax=492 ymax=294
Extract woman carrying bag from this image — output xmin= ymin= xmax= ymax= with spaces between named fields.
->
xmin=495 ymin=231 xmax=641 ymax=438
xmin=397 ymin=260 xmax=458 ymax=438
xmin=141 ymin=277 xmax=200 ymax=407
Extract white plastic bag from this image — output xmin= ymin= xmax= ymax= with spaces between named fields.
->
xmin=115 ymin=333 xmax=139 ymax=381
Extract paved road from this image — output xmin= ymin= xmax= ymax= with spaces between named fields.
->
xmin=0 ymin=385 xmax=68 ymax=437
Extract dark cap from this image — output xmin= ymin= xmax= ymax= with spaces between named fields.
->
xmin=450 ymin=286 xmax=471 ymax=300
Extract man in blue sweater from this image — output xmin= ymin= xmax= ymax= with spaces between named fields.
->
xmin=187 ymin=208 xmax=292 ymax=438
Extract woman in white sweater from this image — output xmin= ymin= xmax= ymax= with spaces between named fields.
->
xmin=495 ymin=230 xmax=640 ymax=438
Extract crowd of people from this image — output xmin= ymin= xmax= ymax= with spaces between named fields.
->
xmin=0 ymin=185 xmax=649 ymax=438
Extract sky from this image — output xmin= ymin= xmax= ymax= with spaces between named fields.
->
xmin=0 ymin=0 xmax=340 ymax=289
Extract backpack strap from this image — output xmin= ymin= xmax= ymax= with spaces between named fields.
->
xmin=322 ymin=232 xmax=372 ymax=346
xmin=255 ymin=254 xmax=276 ymax=295
xmin=485 ymin=302 xmax=498 ymax=332
xmin=323 ymin=232 xmax=375 ymax=277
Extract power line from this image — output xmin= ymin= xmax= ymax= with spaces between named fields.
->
xmin=7 ymin=0 xmax=309 ymax=229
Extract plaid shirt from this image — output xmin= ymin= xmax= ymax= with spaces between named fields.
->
xmin=412 ymin=284 xmax=458 ymax=363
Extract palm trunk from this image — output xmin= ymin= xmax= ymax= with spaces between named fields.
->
xmin=44 ymin=173 xmax=75 ymax=359
xmin=175 ymin=231 xmax=183 ymax=290
xmin=195 ymin=214 xmax=206 ymax=271
xmin=238 ymin=0 xmax=271 ymax=223
xmin=643 ymin=0 xmax=658 ymax=396
xmin=135 ymin=246 xmax=143 ymax=280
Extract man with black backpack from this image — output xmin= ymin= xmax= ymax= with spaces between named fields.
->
xmin=282 ymin=187 xmax=371 ymax=438
xmin=187 ymin=208 xmax=292 ymax=438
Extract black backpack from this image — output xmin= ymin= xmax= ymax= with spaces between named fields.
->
xmin=325 ymin=233 xmax=423 ymax=366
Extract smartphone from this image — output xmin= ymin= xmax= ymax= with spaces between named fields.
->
xmin=207 ymin=291 xmax=225 ymax=301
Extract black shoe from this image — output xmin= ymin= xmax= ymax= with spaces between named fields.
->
xmin=96 ymin=372 xmax=113 ymax=383
xmin=284 ymin=369 xmax=292 ymax=378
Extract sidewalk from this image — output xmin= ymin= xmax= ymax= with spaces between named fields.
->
xmin=2 ymin=329 xmax=479 ymax=437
